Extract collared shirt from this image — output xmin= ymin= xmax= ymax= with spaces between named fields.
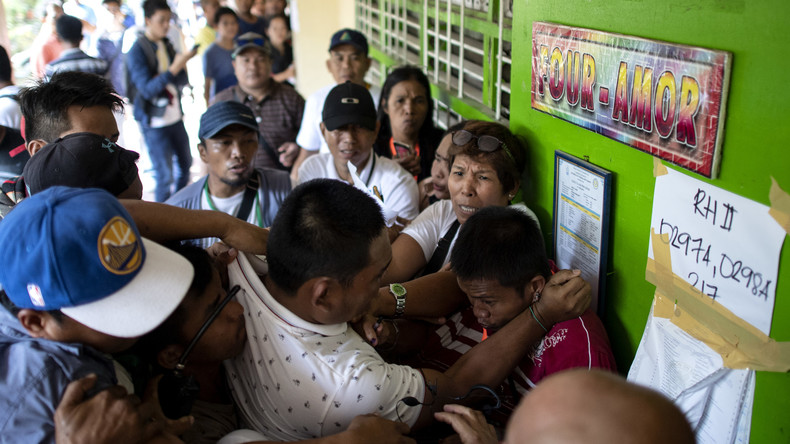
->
xmin=213 ymin=82 xmax=305 ymax=171
xmin=44 ymin=48 xmax=109 ymax=79
xmin=409 ymin=306 xmax=617 ymax=425
xmin=297 ymin=152 xmax=419 ymax=221
xmin=0 ymin=309 xmax=118 ymax=443
xmin=224 ymin=254 xmax=425 ymax=441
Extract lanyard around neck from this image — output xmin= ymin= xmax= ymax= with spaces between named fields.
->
xmin=203 ymin=175 xmax=264 ymax=227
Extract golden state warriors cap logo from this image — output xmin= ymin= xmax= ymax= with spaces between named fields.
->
xmin=97 ymin=216 xmax=143 ymax=275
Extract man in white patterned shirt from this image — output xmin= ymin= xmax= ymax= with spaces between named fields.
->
xmin=222 ymin=179 xmax=592 ymax=441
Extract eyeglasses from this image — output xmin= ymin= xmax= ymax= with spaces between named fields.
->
xmin=176 ymin=284 xmax=242 ymax=370
xmin=158 ymin=284 xmax=242 ymax=419
xmin=452 ymin=130 xmax=516 ymax=166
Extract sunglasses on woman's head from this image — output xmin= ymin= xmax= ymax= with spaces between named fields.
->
xmin=451 ymin=130 xmax=516 ymax=166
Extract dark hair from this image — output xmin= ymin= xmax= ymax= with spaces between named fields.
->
xmin=18 ymin=71 xmax=124 ymax=143
xmin=137 ymin=244 xmax=214 ymax=354
xmin=267 ymin=179 xmax=386 ymax=294
xmin=265 ymin=12 xmax=290 ymax=31
xmin=102 ymin=0 xmax=121 ymax=5
xmin=374 ymin=65 xmax=439 ymax=179
xmin=0 ymin=46 xmax=11 ymax=83
xmin=447 ymin=120 xmax=526 ymax=195
xmin=0 ymin=289 xmax=64 ymax=323
xmin=214 ymin=6 xmax=237 ymax=24
xmin=451 ymin=206 xmax=549 ymax=294
xmin=143 ymin=0 xmax=170 ymax=18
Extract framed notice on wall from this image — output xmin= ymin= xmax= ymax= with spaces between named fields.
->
xmin=553 ymin=152 xmax=612 ymax=316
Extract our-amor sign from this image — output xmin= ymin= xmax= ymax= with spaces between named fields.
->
xmin=531 ymin=22 xmax=731 ymax=178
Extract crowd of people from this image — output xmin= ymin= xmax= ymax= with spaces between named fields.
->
xmin=0 ymin=2 xmax=696 ymax=443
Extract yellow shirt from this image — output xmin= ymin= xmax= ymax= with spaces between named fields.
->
xmin=194 ymin=25 xmax=216 ymax=54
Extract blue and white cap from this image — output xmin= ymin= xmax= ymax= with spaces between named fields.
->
xmin=0 ymin=187 xmax=194 ymax=338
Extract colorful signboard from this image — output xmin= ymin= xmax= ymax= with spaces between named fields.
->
xmin=531 ymin=22 xmax=731 ymax=178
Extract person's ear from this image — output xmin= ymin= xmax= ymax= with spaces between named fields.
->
xmin=320 ymin=122 xmax=329 ymax=143
xmin=506 ymin=180 xmax=521 ymax=202
xmin=26 ymin=139 xmax=48 ymax=156
xmin=198 ymin=142 xmax=208 ymax=163
xmin=371 ymin=120 xmax=381 ymax=140
xmin=157 ymin=344 xmax=185 ymax=369
xmin=17 ymin=309 xmax=51 ymax=338
xmin=325 ymin=58 xmax=332 ymax=74
xmin=308 ymin=277 xmax=336 ymax=316
xmin=525 ymin=275 xmax=546 ymax=303
xmin=361 ymin=56 xmax=372 ymax=75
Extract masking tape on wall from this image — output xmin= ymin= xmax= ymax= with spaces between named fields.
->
xmin=646 ymin=229 xmax=790 ymax=372
xmin=653 ymin=157 xmax=668 ymax=177
xmin=769 ymin=177 xmax=790 ymax=234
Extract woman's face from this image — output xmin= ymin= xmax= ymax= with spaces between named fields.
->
xmin=448 ymin=154 xmax=513 ymax=224
xmin=384 ymin=79 xmax=428 ymax=140
xmin=430 ymin=134 xmax=452 ymax=199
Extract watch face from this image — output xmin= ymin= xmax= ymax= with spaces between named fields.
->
xmin=390 ymin=283 xmax=407 ymax=297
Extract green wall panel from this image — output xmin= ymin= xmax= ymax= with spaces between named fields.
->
xmin=509 ymin=1 xmax=789 ymax=442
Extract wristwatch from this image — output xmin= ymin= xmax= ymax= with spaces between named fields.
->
xmin=389 ymin=283 xmax=407 ymax=318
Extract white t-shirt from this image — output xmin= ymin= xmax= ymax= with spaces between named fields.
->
xmin=402 ymin=200 xmax=541 ymax=266
xmin=0 ymin=85 xmax=21 ymax=130
xmin=224 ymin=254 xmax=425 ymax=441
xmin=296 ymin=83 xmax=382 ymax=155
xmin=297 ymin=152 xmax=419 ymax=221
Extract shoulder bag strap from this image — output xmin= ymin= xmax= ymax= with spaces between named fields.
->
xmin=236 ymin=171 xmax=259 ymax=222
xmin=420 ymin=219 xmax=461 ymax=277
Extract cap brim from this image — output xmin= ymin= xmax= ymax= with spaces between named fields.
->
xmin=61 ymin=238 xmax=194 ymax=338
xmin=200 ymin=119 xmax=260 ymax=140
xmin=232 ymin=44 xmax=269 ymax=59
xmin=323 ymin=115 xmax=377 ymax=132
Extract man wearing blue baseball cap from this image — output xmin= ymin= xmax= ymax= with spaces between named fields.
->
xmin=166 ymin=101 xmax=292 ymax=248
xmin=291 ymin=28 xmax=380 ymax=179
xmin=0 ymin=186 xmax=195 ymax=443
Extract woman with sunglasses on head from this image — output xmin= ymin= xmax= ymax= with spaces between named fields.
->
xmin=373 ymin=65 xmax=444 ymax=181
xmin=383 ymin=119 xmax=539 ymax=284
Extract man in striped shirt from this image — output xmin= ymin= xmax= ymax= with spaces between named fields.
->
xmin=405 ymin=206 xmax=617 ymax=426
xmin=44 ymin=15 xmax=108 ymax=79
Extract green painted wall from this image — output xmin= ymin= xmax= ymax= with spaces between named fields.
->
xmin=508 ymin=1 xmax=789 ymax=442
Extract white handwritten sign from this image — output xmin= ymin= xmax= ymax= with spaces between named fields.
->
xmin=648 ymin=168 xmax=785 ymax=334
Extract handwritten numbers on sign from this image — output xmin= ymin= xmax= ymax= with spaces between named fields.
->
xmin=650 ymin=169 xmax=784 ymax=334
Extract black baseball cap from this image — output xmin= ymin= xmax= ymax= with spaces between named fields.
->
xmin=22 ymin=132 xmax=139 ymax=196
xmin=321 ymin=81 xmax=376 ymax=132
xmin=199 ymin=101 xmax=259 ymax=140
xmin=328 ymin=28 xmax=368 ymax=55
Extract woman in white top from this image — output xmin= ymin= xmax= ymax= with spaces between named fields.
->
xmin=383 ymin=119 xmax=538 ymax=283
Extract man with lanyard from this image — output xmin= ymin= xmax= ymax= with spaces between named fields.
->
xmin=166 ymin=101 xmax=292 ymax=249
xmin=212 ymin=32 xmax=305 ymax=172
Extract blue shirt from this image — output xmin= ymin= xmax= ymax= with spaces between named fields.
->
xmin=0 ymin=309 xmax=117 ymax=444
xmin=203 ymin=43 xmax=237 ymax=102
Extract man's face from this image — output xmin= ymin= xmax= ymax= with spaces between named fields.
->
xmin=202 ymin=0 xmax=219 ymax=24
xmin=264 ymin=0 xmax=286 ymax=16
xmin=145 ymin=9 xmax=172 ymax=41
xmin=234 ymin=0 xmax=253 ymax=14
xmin=333 ymin=228 xmax=391 ymax=324
xmin=178 ymin=268 xmax=247 ymax=363
xmin=199 ymin=124 xmax=258 ymax=188
xmin=326 ymin=44 xmax=370 ymax=85
xmin=457 ymin=277 xmax=530 ymax=333
xmin=321 ymin=121 xmax=378 ymax=171
xmin=35 ymin=313 xmax=139 ymax=354
xmin=215 ymin=13 xmax=239 ymax=40
xmin=233 ymin=49 xmax=271 ymax=91
xmin=65 ymin=105 xmax=120 ymax=142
